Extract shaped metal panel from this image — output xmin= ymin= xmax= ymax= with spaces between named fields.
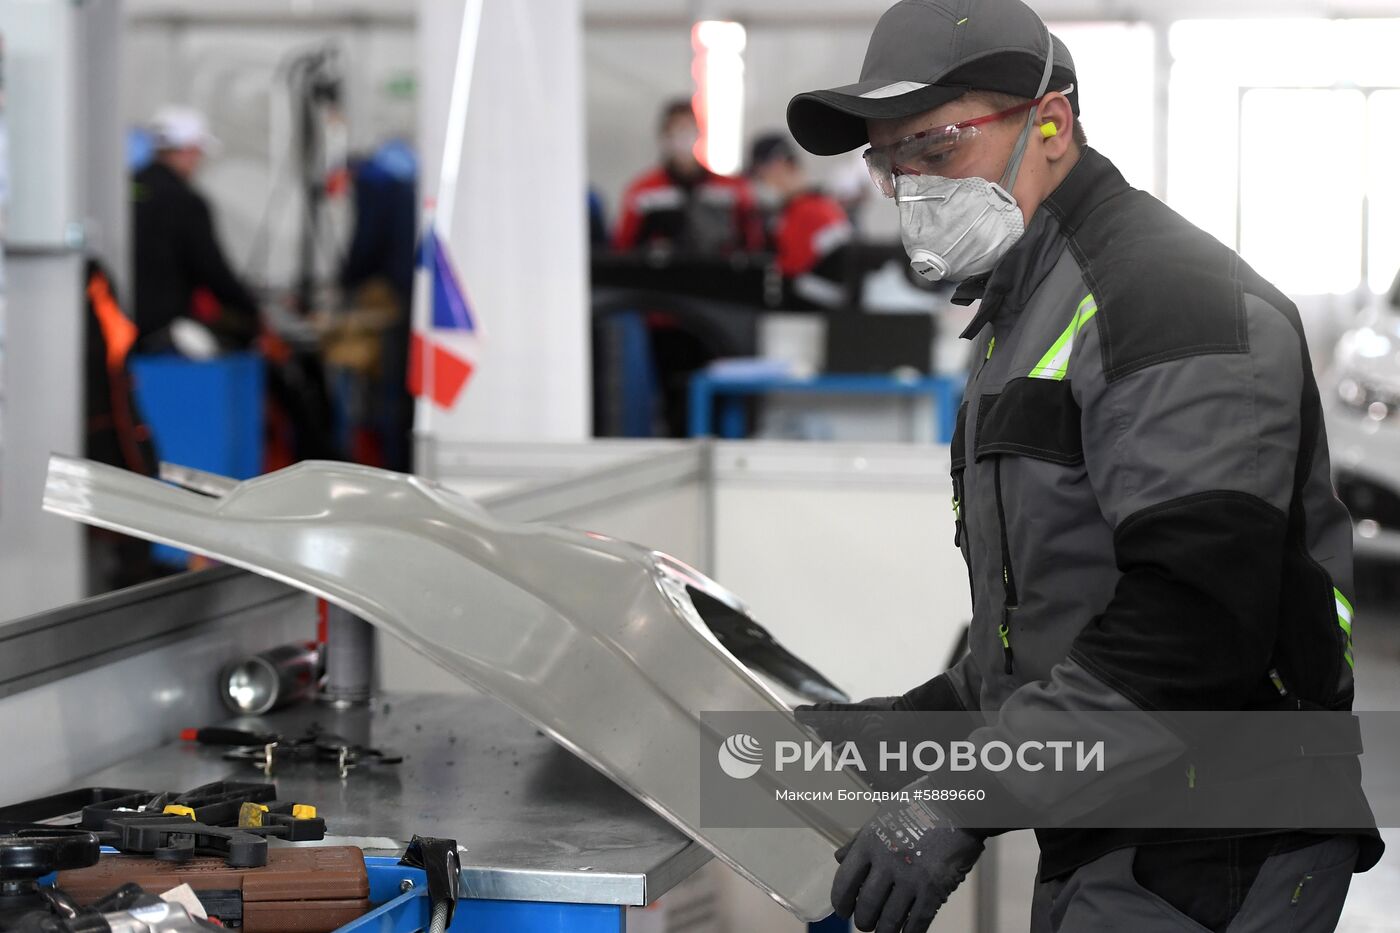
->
xmin=44 ymin=456 xmax=859 ymax=920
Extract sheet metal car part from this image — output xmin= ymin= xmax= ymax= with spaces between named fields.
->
xmin=160 ymin=461 xmax=849 ymax=707
xmin=44 ymin=456 xmax=867 ymax=921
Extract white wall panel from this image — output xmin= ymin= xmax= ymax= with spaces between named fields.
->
xmin=0 ymin=257 xmax=84 ymax=619
xmin=712 ymin=446 xmax=969 ymax=703
xmin=0 ymin=0 xmax=79 ymax=247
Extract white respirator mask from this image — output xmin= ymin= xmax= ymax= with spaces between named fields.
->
xmin=896 ymin=174 xmax=1026 ymax=283
xmin=665 ymin=128 xmax=700 ymax=162
xmin=895 ymin=24 xmax=1056 ymax=284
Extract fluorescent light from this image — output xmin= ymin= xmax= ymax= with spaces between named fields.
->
xmin=692 ymin=20 xmax=746 ymax=176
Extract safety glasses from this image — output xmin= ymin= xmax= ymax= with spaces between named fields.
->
xmin=862 ymin=85 xmax=1074 ymax=198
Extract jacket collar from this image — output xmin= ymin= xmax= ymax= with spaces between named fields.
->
xmin=954 ymin=148 xmax=1131 ymax=340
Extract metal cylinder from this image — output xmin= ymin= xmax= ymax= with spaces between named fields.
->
xmin=322 ymin=605 xmax=375 ymax=708
xmin=218 ymin=642 xmax=319 ymax=715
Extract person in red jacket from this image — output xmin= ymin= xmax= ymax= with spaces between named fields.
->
xmin=748 ymin=132 xmax=854 ymax=309
xmin=613 ymin=100 xmax=762 ymax=254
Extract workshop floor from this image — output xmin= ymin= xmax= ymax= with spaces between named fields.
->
xmin=992 ymin=563 xmax=1400 ymax=933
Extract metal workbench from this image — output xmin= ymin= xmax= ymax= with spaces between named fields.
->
xmin=70 ymin=690 xmax=711 ymax=931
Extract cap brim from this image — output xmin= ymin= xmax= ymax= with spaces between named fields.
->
xmin=787 ymin=81 xmax=970 ymax=156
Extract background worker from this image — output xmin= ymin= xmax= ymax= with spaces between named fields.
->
xmin=747 ymin=131 xmax=854 ymax=309
xmin=788 ymin=1 xmax=1381 ymax=930
xmin=132 ymin=105 xmax=261 ymax=353
xmin=613 ymin=98 xmax=762 ymax=255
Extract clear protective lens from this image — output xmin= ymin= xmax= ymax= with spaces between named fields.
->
xmin=863 ymin=124 xmax=980 ymax=198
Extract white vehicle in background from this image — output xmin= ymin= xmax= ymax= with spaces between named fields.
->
xmin=1326 ymin=274 xmax=1400 ymax=563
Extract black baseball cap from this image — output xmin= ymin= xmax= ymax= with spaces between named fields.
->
xmin=787 ymin=0 xmax=1078 ymax=156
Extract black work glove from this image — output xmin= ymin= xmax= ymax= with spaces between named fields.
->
xmin=795 ymin=683 xmax=967 ymax=793
xmin=794 ymin=673 xmax=965 ymax=720
xmin=797 ymin=696 xmax=904 ymax=714
xmin=795 ymin=697 xmax=905 ymax=791
xmin=832 ymin=782 xmax=985 ymax=933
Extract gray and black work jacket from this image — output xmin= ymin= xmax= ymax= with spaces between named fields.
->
xmin=914 ymin=148 xmax=1381 ymax=877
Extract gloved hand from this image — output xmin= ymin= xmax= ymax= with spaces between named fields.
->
xmin=796 ymin=696 xmax=903 ymax=715
xmin=795 ymin=697 xmax=920 ymax=792
xmin=794 ymin=672 xmax=964 ymax=719
xmin=831 ymin=785 xmax=985 ymax=933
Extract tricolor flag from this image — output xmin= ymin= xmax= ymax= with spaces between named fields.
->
xmin=408 ymin=224 xmax=480 ymax=409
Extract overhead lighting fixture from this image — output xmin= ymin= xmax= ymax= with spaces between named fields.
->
xmin=692 ymin=20 xmax=747 ymax=176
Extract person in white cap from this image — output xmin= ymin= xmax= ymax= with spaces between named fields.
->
xmin=132 ymin=105 xmax=260 ymax=352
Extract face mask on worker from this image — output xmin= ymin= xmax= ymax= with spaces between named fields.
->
xmin=751 ymin=179 xmax=783 ymax=211
xmin=664 ymin=127 xmax=699 ymax=162
xmin=895 ymin=175 xmax=1026 ymax=283
xmin=893 ymin=25 xmax=1057 ymax=284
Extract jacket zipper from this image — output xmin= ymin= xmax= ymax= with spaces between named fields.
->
xmin=978 ymin=336 xmax=996 ymax=376
xmin=993 ymin=457 xmax=1019 ymax=675
xmin=958 ymin=335 xmax=995 ymax=597
xmin=952 ymin=470 xmax=976 ymax=610
xmin=952 ymin=472 xmax=964 ymax=547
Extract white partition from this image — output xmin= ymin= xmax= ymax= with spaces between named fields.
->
xmin=416 ymin=0 xmax=589 ymax=442
xmin=709 ymin=442 xmax=968 ymax=703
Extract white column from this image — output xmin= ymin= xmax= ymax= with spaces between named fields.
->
xmin=0 ymin=0 xmax=95 ymax=614
xmin=417 ymin=0 xmax=589 ymax=443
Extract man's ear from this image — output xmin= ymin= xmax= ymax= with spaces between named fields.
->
xmin=1037 ymin=94 xmax=1074 ymax=161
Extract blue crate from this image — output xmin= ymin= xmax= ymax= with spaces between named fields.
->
xmin=129 ymin=353 xmax=265 ymax=565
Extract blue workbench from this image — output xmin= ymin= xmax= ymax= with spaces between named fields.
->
xmin=342 ymin=858 xmax=626 ymax=933
xmin=689 ymin=370 xmax=963 ymax=443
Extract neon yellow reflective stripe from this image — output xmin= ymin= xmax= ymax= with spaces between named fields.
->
xmin=1335 ymin=587 xmax=1355 ymax=669
xmin=1028 ymin=293 xmax=1098 ymax=380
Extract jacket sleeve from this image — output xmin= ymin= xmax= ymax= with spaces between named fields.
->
xmin=777 ymin=196 xmax=853 ymax=309
xmin=731 ymin=178 xmax=765 ymax=252
xmin=179 ymin=194 xmax=261 ymax=324
xmin=1064 ymin=291 xmax=1302 ymax=712
xmin=898 ymin=646 xmax=982 ymax=712
xmin=612 ymin=182 xmax=643 ymax=252
xmin=967 ymin=292 xmax=1305 ymax=818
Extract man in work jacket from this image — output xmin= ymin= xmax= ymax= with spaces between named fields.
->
xmin=786 ymin=2 xmax=1382 ymax=931
xmin=613 ymin=99 xmax=763 ymax=255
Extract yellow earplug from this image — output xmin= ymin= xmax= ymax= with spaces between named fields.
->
xmin=1040 ymin=122 xmax=1059 ymax=139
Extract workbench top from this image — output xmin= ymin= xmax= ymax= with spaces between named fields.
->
xmin=72 ymin=691 xmax=710 ymax=907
